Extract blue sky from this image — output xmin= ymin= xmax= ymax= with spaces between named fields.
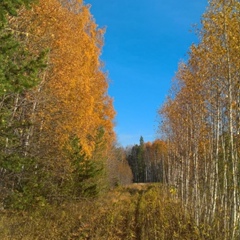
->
xmin=85 ymin=0 xmax=208 ymax=147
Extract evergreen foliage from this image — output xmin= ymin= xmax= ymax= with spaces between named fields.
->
xmin=66 ymin=136 xmax=104 ymax=198
xmin=0 ymin=0 xmax=116 ymax=210
xmin=0 ymin=0 xmax=36 ymax=22
xmin=0 ymin=0 xmax=46 ymax=209
xmin=127 ymin=137 xmax=167 ymax=183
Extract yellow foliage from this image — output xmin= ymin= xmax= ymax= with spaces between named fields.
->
xmin=16 ymin=0 xmax=115 ymax=161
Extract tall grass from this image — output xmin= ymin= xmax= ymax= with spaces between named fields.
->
xmin=0 ymin=184 xmax=205 ymax=239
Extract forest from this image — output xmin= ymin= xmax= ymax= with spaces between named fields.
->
xmin=0 ymin=0 xmax=239 ymax=239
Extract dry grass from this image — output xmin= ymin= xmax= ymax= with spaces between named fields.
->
xmin=0 ymin=184 xmax=204 ymax=240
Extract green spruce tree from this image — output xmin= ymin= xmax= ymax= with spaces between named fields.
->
xmin=0 ymin=0 xmax=47 ymax=210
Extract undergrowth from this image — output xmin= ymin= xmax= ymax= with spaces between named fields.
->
xmin=0 ymin=184 xmax=206 ymax=240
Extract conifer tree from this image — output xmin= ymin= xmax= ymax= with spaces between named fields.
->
xmin=0 ymin=0 xmax=46 ymax=209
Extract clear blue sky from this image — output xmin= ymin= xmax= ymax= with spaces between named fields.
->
xmin=85 ymin=0 xmax=208 ymax=147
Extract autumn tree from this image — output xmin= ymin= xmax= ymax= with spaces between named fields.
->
xmin=158 ymin=0 xmax=240 ymax=238
xmin=127 ymin=137 xmax=167 ymax=183
xmin=107 ymin=145 xmax=133 ymax=187
xmin=0 ymin=0 xmax=116 ymax=207
xmin=9 ymin=0 xmax=115 ymax=201
xmin=144 ymin=140 xmax=167 ymax=183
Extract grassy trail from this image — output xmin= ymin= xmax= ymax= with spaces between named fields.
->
xmin=0 ymin=184 xmax=204 ymax=240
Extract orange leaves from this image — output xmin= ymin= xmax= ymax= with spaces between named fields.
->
xmin=15 ymin=0 xmax=115 ymax=159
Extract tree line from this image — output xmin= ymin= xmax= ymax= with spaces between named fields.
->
xmin=126 ymin=136 xmax=167 ymax=184
xmin=158 ymin=0 xmax=240 ymax=239
xmin=0 ymin=0 xmax=132 ymax=210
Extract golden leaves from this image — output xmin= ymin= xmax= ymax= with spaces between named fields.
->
xmin=15 ymin=0 xmax=115 ymax=161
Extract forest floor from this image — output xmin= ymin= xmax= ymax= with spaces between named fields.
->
xmin=0 ymin=183 xmax=206 ymax=240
